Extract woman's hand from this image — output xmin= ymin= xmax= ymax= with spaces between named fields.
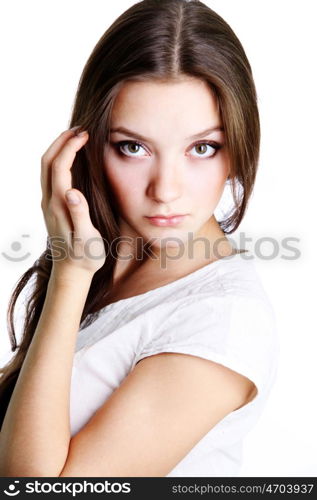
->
xmin=41 ymin=128 xmax=106 ymax=278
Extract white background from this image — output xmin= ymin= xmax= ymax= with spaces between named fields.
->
xmin=0 ymin=0 xmax=316 ymax=476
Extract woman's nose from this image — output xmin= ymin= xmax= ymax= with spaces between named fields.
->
xmin=146 ymin=162 xmax=183 ymax=204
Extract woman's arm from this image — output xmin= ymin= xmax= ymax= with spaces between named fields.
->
xmin=0 ymin=268 xmax=93 ymax=477
xmin=0 ymin=127 xmax=105 ymax=476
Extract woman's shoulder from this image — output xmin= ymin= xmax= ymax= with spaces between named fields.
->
xmin=146 ymin=251 xmax=279 ymax=364
xmin=134 ymin=252 xmax=279 ymax=403
xmin=161 ymin=250 xmax=272 ymax=307
xmin=211 ymin=250 xmax=273 ymax=302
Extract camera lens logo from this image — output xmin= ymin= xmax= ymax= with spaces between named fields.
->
xmin=2 ymin=234 xmax=31 ymax=262
xmin=3 ymin=481 xmax=20 ymax=496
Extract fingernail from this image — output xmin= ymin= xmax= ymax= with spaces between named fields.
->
xmin=69 ymin=126 xmax=81 ymax=132
xmin=77 ymin=130 xmax=88 ymax=137
xmin=66 ymin=190 xmax=80 ymax=204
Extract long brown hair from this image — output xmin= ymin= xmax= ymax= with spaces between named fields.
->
xmin=0 ymin=0 xmax=260 ymax=427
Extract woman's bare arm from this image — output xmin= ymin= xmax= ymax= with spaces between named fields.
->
xmin=0 ymin=268 xmax=93 ymax=476
xmin=0 ymin=128 xmax=106 ymax=476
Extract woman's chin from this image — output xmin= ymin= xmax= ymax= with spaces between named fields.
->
xmin=146 ymin=233 xmax=190 ymax=252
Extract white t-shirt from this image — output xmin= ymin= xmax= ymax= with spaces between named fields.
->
xmin=70 ymin=250 xmax=280 ymax=477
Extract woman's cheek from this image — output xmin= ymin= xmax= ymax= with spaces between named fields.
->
xmin=187 ymin=169 xmax=227 ymax=214
xmin=106 ymin=170 xmax=144 ymax=210
xmin=189 ymin=168 xmax=222 ymax=196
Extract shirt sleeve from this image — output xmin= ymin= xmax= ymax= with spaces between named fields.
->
xmin=133 ymin=294 xmax=280 ymax=402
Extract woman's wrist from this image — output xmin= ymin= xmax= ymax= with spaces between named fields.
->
xmin=50 ymin=265 xmax=95 ymax=289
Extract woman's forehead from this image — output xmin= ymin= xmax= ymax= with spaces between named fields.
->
xmin=110 ymin=78 xmax=221 ymax=137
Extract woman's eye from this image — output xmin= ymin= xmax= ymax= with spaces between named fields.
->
xmin=113 ymin=141 xmax=148 ymax=157
xmin=190 ymin=142 xmax=222 ymax=158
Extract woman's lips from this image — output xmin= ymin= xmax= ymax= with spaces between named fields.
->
xmin=145 ymin=215 xmax=187 ymax=226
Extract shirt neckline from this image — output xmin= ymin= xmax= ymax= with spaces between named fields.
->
xmin=96 ymin=250 xmax=252 ymax=315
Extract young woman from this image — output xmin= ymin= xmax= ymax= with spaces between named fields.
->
xmin=0 ymin=0 xmax=279 ymax=477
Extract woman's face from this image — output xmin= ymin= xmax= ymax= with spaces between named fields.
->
xmin=103 ymin=77 xmax=230 ymax=251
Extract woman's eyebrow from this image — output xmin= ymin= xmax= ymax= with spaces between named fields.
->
xmin=109 ymin=125 xmax=224 ymax=142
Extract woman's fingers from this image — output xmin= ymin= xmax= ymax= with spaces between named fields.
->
xmin=39 ymin=128 xmax=105 ymax=274
xmin=40 ymin=127 xmax=81 ymax=205
xmin=40 ymin=127 xmax=88 ymax=253
xmin=64 ymin=188 xmax=105 ymax=271
xmin=64 ymin=188 xmax=93 ymax=235
xmin=50 ymin=132 xmax=89 ymax=201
